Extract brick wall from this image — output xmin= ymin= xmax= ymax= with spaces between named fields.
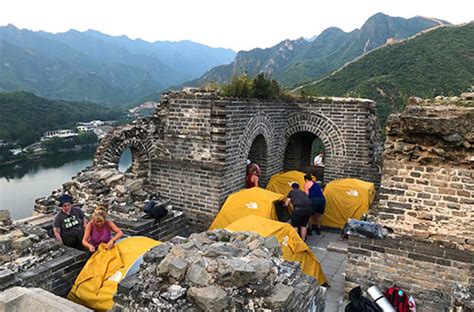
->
xmin=114 ymin=211 xmax=188 ymax=241
xmin=0 ymin=248 xmax=88 ymax=297
xmin=347 ymin=236 xmax=472 ymax=310
xmin=93 ymin=92 xmax=380 ymax=229
xmin=347 ymin=102 xmax=473 ymax=311
xmin=377 ymin=162 xmax=473 ymax=249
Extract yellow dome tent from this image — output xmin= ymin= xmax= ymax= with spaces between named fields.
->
xmin=67 ymin=236 xmax=160 ymax=311
xmin=209 ymin=187 xmax=284 ymax=230
xmin=266 ymin=170 xmax=308 ymax=196
xmin=225 ymin=215 xmax=327 ymax=285
xmin=322 ymin=178 xmax=375 ymax=229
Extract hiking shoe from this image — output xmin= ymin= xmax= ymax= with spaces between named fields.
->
xmin=315 ymin=228 xmax=321 ymax=235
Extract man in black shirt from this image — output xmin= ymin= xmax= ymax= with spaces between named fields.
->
xmin=53 ymin=194 xmax=85 ymax=250
xmin=284 ymin=183 xmax=313 ymax=241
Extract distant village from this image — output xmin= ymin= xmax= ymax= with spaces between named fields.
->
xmin=0 ymin=101 xmax=159 ymax=164
xmin=1 ymin=120 xmax=115 ymax=157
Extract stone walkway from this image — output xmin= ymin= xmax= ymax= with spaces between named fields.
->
xmin=306 ymin=229 xmax=348 ymax=312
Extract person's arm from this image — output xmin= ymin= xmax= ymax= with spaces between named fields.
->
xmin=283 ymin=197 xmax=291 ymax=207
xmin=106 ymin=221 xmax=124 ymax=249
xmin=82 ymin=223 xmax=95 ymax=252
xmin=52 ymin=216 xmax=62 ymax=243
xmin=251 ymin=175 xmax=259 ymax=187
xmin=77 ymin=208 xmax=88 ymax=228
xmin=53 ymin=227 xmax=62 ymax=243
xmin=304 ymin=182 xmax=310 ymax=195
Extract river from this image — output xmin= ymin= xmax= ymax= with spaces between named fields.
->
xmin=0 ymin=148 xmax=132 ymax=220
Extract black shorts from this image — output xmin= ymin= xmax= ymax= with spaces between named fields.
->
xmin=310 ymin=197 xmax=326 ymax=214
xmin=291 ymin=207 xmax=312 ymax=227
xmin=61 ymin=233 xmax=85 ymax=251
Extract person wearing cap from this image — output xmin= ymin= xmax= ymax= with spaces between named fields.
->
xmin=53 ymin=194 xmax=86 ymax=250
xmin=283 ymin=182 xmax=313 ymax=241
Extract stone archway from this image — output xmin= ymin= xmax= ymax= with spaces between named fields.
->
xmin=284 ymin=112 xmax=346 ymax=183
xmin=239 ymin=112 xmax=275 ymax=186
xmin=94 ymin=127 xmax=154 ymax=178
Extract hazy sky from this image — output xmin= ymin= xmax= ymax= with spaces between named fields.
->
xmin=1 ymin=0 xmax=472 ymax=51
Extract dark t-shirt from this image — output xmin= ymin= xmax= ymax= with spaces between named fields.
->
xmin=53 ymin=207 xmax=85 ymax=237
xmin=287 ymin=189 xmax=312 ymax=209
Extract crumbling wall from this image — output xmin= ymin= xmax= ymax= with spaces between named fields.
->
xmin=347 ymin=96 xmax=474 ymax=311
xmin=0 ymin=211 xmax=88 ymax=297
xmin=34 ymin=90 xmax=380 ymax=231
xmin=113 ymin=230 xmax=326 ymax=311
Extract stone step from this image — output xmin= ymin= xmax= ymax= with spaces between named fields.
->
xmin=0 ymin=287 xmax=92 ymax=311
xmin=327 ymin=241 xmax=348 ymax=254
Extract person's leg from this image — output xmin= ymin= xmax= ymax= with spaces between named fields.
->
xmin=315 ymin=213 xmax=322 ymax=235
xmin=307 ymin=216 xmax=313 ymax=236
xmin=300 ymin=226 xmax=308 ymax=241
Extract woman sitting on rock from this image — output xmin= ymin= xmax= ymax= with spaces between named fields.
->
xmin=82 ymin=206 xmax=123 ymax=253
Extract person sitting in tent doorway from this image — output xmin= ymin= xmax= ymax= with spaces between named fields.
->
xmin=283 ymin=183 xmax=313 ymax=241
xmin=304 ymin=174 xmax=326 ymax=235
xmin=246 ymin=162 xmax=261 ymax=188
xmin=313 ymin=152 xmax=325 ymax=167
xmin=82 ymin=206 xmax=123 ymax=253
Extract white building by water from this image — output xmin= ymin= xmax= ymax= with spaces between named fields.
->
xmin=41 ymin=130 xmax=78 ymax=141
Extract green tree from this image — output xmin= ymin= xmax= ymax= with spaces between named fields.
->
xmin=41 ymin=137 xmax=75 ymax=152
xmin=222 ymin=73 xmax=285 ymax=100
xmin=74 ymin=132 xmax=98 ymax=146
xmin=222 ymin=75 xmax=253 ymax=98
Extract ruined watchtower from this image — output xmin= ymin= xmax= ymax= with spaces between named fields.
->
xmin=94 ymin=91 xmax=380 ymax=229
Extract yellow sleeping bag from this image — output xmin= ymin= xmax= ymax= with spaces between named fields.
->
xmin=225 ymin=215 xmax=327 ymax=285
xmin=266 ymin=170 xmax=308 ymax=196
xmin=322 ymin=178 xmax=375 ymax=229
xmin=209 ymin=187 xmax=284 ymax=230
xmin=67 ymin=236 xmax=160 ymax=311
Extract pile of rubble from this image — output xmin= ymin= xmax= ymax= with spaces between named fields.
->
xmin=385 ymin=96 xmax=474 ymax=166
xmin=34 ymin=167 xmax=163 ymax=221
xmin=114 ymin=230 xmax=325 ymax=312
xmin=408 ymin=93 xmax=474 ymax=106
xmin=0 ymin=210 xmax=65 ymax=273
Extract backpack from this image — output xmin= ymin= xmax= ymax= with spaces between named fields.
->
xmin=274 ymin=200 xmax=291 ymax=222
xmin=345 ymin=286 xmax=382 ymax=312
xmin=384 ymin=287 xmax=409 ymax=312
xmin=143 ymin=200 xmax=168 ymax=220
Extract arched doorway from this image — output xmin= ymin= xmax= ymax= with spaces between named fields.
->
xmin=283 ymin=132 xmax=325 ymax=181
xmin=118 ymin=148 xmax=132 ymax=173
xmin=247 ymin=134 xmax=269 ymax=187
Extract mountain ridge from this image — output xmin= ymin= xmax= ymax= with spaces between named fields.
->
xmin=185 ymin=13 xmax=450 ymax=89
xmin=299 ymin=22 xmax=474 ymax=126
xmin=0 ymin=24 xmax=236 ymax=106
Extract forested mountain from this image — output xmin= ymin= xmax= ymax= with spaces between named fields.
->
xmin=0 ymin=25 xmax=235 ymax=105
xmin=0 ymin=91 xmax=123 ymax=146
xmin=299 ymin=23 xmax=474 ymax=126
xmin=187 ymin=13 xmax=449 ymax=88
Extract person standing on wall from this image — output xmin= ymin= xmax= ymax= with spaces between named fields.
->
xmin=313 ymin=152 xmax=325 ymax=167
xmin=53 ymin=194 xmax=86 ymax=250
xmin=304 ymin=174 xmax=326 ymax=235
xmin=283 ymin=183 xmax=313 ymax=241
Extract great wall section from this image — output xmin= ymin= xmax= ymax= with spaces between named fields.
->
xmin=0 ymin=90 xmax=472 ymax=311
